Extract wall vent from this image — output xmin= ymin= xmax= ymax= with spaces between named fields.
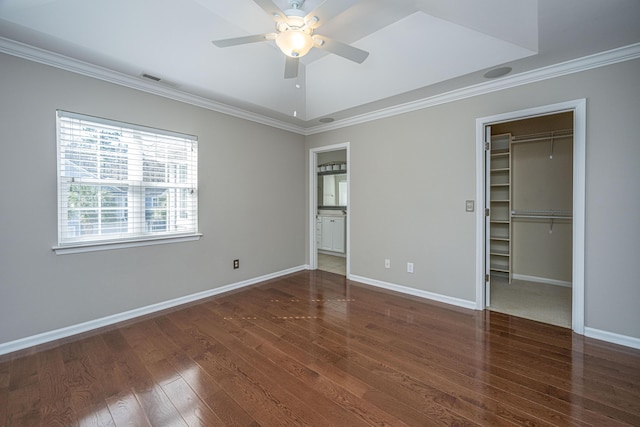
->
xmin=141 ymin=73 xmax=161 ymax=82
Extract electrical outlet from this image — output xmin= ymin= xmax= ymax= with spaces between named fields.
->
xmin=407 ymin=262 xmax=414 ymax=273
xmin=384 ymin=259 xmax=390 ymax=269
xmin=233 ymin=259 xmax=239 ymax=269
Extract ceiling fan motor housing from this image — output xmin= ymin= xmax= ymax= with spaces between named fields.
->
xmin=288 ymin=0 xmax=305 ymax=10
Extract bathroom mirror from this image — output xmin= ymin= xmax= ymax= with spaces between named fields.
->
xmin=318 ymin=173 xmax=347 ymax=208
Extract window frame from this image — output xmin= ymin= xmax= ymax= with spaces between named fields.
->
xmin=53 ymin=110 xmax=201 ymax=255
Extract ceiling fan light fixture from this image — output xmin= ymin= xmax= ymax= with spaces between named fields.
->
xmin=211 ymin=0 xmax=371 ymax=77
xmin=276 ymin=28 xmax=314 ymax=58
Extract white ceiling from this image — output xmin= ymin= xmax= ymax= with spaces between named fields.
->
xmin=1 ymin=0 xmax=639 ymax=130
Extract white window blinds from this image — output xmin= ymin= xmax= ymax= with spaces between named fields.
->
xmin=56 ymin=110 xmax=198 ymax=248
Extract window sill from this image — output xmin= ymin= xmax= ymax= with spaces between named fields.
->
xmin=52 ymin=233 xmax=203 ymax=255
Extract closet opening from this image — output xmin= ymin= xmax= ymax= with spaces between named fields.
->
xmin=488 ymin=113 xmax=573 ymax=327
xmin=476 ymin=99 xmax=586 ymax=333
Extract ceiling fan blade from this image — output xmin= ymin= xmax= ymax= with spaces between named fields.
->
xmin=304 ymin=0 xmax=358 ymax=29
xmin=212 ymin=34 xmax=271 ymax=48
xmin=253 ymin=0 xmax=287 ymax=23
xmin=313 ymin=36 xmax=369 ymax=64
xmin=284 ymin=56 xmax=299 ymax=79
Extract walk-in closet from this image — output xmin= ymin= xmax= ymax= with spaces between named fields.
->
xmin=488 ymin=112 xmax=574 ymax=327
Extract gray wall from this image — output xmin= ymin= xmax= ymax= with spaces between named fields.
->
xmin=306 ymin=58 xmax=640 ymax=339
xmin=0 ymin=54 xmax=306 ymax=345
xmin=1 ymin=52 xmax=639 ymax=348
xmin=317 ymin=149 xmax=347 ymax=166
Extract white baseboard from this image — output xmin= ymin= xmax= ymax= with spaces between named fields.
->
xmin=6 ymin=267 xmax=638 ymax=355
xmin=348 ymin=274 xmax=476 ymax=310
xmin=0 ymin=265 xmax=307 ymax=357
xmin=585 ymin=327 xmax=640 ymax=350
xmin=512 ymin=274 xmax=572 ymax=288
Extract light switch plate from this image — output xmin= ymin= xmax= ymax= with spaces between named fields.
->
xmin=465 ymin=200 xmax=474 ymax=212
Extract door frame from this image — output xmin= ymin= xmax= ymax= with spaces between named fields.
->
xmin=475 ymin=99 xmax=586 ymax=334
xmin=308 ymin=142 xmax=350 ymax=277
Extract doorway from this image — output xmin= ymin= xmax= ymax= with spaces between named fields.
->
xmin=488 ymin=113 xmax=573 ymax=327
xmin=475 ymin=100 xmax=586 ymax=333
xmin=309 ymin=143 xmax=350 ymax=277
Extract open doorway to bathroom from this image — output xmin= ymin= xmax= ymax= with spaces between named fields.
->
xmin=309 ymin=143 xmax=349 ymax=277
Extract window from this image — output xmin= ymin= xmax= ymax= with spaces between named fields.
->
xmin=55 ymin=110 xmax=199 ymax=253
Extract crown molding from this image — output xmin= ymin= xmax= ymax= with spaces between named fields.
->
xmin=1 ymin=37 xmax=639 ymax=136
xmin=0 ymin=37 xmax=307 ymax=135
xmin=304 ymin=42 xmax=640 ymax=135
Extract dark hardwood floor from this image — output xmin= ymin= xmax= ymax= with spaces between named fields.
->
xmin=1 ymin=270 xmax=639 ymax=426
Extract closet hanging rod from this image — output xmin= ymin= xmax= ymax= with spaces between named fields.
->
xmin=511 ymin=130 xmax=573 ymax=144
xmin=511 ymin=209 xmax=572 ymax=219
xmin=511 ymin=214 xmax=572 ymax=220
xmin=512 ymin=209 xmax=572 ymax=214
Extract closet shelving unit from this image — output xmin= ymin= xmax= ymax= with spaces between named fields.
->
xmin=489 ymin=133 xmax=513 ymax=282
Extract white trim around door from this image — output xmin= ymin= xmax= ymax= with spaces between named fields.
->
xmin=475 ymin=99 xmax=586 ymax=334
xmin=309 ymin=143 xmax=351 ymax=277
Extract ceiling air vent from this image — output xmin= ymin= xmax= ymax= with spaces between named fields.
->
xmin=141 ymin=73 xmax=161 ymax=82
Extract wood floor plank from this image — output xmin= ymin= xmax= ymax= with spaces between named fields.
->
xmin=243 ymin=284 xmax=527 ymax=425
xmin=4 ymin=381 xmax=40 ymax=426
xmin=160 ymin=376 xmax=225 ymax=426
xmin=194 ymin=347 xmax=317 ymax=426
xmin=101 ymin=330 xmax=155 ymax=394
xmin=215 ymin=287 xmax=482 ymax=426
xmin=37 ymin=347 xmax=77 ymax=426
xmin=286 ymin=277 xmax=635 ymax=425
xmin=226 ymin=313 xmax=419 ymax=426
xmin=0 ymin=360 xmax=9 ymax=426
xmin=197 ymin=304 xmax=398 ymax=427
xmin=63 ymin=339 xmax=105 ymax=413
xmin=208 ymin=297 xmax=425 ymax=427
xmin=312 ymin=296 xmax=582 ymax=421
xmin=1 ymin=270 xmax=640 ymax=426
xmin=75 ymin=402 xmax=116 ymax=427
xmin=0 ymin=360 xmax=9 ymax=389
xmin=0 ymin=387 xmax=7 ymax=427
xmin=105 ymin=390 xmax=151 ymax=427
xmin=131 ymin=317 xmax=258 ymax=426
xmin=119 ymin=322 xmax=182 ymax=387
xmin=101 ymin=328 xmax=190 ymax=426
xmin=242 ymin=276 xmax=632 ymax=426
xmin=167 ymin=309 xmax=337 ymax=426
xmin=153 ymin=315 xmax=284 ymax=426
xmin=133 ymin=386 xmax=187 ymax=427
xmin=78 ymin=335 xmax=122 ymax=405
xmin=8 ymin=353 xmax=38 ymax=392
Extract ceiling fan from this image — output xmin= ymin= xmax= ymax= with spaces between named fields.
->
xmin=212 ymin=0 xmax=369 ymax=79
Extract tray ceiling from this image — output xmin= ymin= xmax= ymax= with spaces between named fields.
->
xmin=1 ymin=0 xmax=639 ymax=130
